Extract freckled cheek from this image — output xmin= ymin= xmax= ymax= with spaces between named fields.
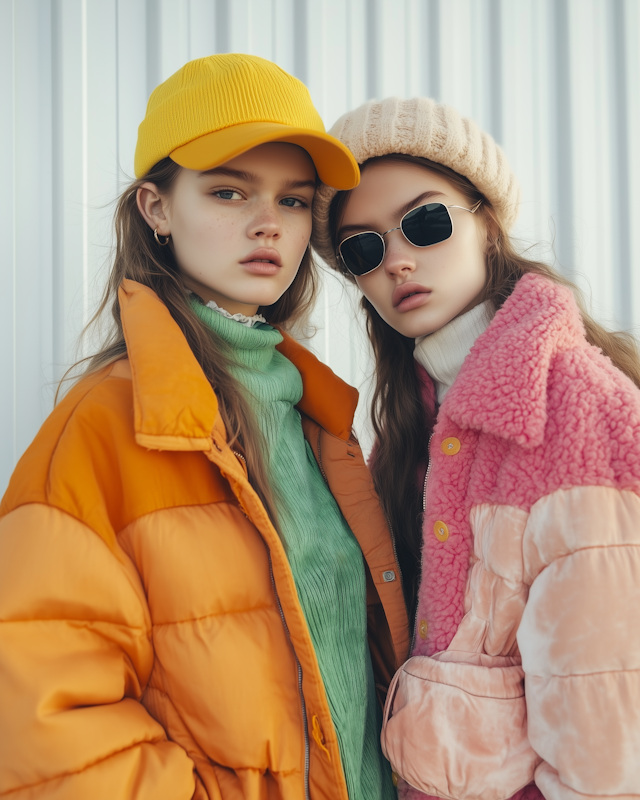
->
xmin=283 ymin=223 xmax=312 ymax=265
xmin=297 ymin=229 xmax=312 ymax=254
xmin=285 ymin=214 xmax=311 ymax=241
xmin=174 ymin=215 xmax=232 ymax=272
xmin=192 ymin=217 xmax=240 ymax=262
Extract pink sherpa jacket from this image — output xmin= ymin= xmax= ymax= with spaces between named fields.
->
xmin=381 ymin=273 xmax=640 ymax=800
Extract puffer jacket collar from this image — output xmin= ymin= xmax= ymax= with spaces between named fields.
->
xmin=441 ymin=273 xmax=587 ymax=449
xmin=119 ymin=279 xmax=358 ymax=451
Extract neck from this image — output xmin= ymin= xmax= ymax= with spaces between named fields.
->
xmin=414 ymin=301 xmax=493 ymax=405
xmin=183 ymin=277 xmax=259 ymax=317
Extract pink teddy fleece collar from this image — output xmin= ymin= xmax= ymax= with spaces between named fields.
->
xmin=412 ymin=272 xmax=590 ymax=664
xmin=442 ymin=273 xmax=586 ymax=448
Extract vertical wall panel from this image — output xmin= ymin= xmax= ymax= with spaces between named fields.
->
xmin=528 ymin=1 xmax=556 ymax=252
xmin=376 ymin=0 xmax=408 ymax=97
xmin=13 ymin=0 xmax=55 ymax=452
xmin=567 ymin=0 xmax=617 ymax=321
xmin=188 ymin=0 xmax=217 ymax=61
xmin=2 ymin=0 xmax=640 ymax=492
xmin=157 ymin=0 xmax=191 ymax=81
xmin=0 ymin=0 xmax=56 ymax=491
xmin=346 ymin=0 xmax=368 ymax=109
xmin=32 ymin=1 xmax=54 ymax=410
xmin=246 ymin=0 xmax=275 ymax=61
xmin=116 ymin=0 xmax=148 ymax=186
xmin=625 ymin=0 xmax=640 ymax=325
xmin=272 ymin=0 xmax=295 ymax=75
xmin=501 ymin=0 xmax=552 ymax=250
xmin=609 ymin=0 xmax=633 ymax=329
xmin=227 ymin=0 xmax=250 ymax=53
xmin=51 ymin=0 xmax=86 ymax=373
xmin=438 ymin=0 xmax=490 ymax=125
xmin=0 ymin=0 xmax=16 ymax=492
xmin=85 ymin=1 xmax=119 ymax=355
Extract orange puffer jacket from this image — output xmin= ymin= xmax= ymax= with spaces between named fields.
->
xmin=0 ymin=280 xmax=409 ymax=800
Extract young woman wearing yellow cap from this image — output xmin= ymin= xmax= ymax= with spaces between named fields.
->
xmin=0 ymin=55 xmax=408 ymax=800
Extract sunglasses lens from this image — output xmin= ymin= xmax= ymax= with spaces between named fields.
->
xmin=339 ymin=233 xmax=385 ymax=276
xmin=402 ymin=203 xmax=453 ymax=246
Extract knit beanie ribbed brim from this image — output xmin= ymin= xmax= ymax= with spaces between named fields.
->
xmin=311 ymin=96 xmax=520 ymax=270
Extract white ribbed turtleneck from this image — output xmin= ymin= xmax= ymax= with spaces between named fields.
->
xmin=414 ymin=301 xmax=493 ymax=405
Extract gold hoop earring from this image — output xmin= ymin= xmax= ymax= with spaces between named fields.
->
xmin=154 ymin=228 xmax=170 ymax=246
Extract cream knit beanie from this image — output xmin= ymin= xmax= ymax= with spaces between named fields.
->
xmin=312 ymin=96 xmax=520 ymax=270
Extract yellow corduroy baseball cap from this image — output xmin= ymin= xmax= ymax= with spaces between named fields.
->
xmin=134 ymin=53 xmax=360 ymax=190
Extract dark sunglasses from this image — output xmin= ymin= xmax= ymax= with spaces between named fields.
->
xmin=337 ymin=200 xmax=483 ymax=277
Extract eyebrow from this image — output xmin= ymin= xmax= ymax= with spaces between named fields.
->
xmin=198 ymin=166 xmax=316 ymax=191
xmin=281 ymin=178 xmax=317 ymax=191
xmin=337 ymin=190 xmax=446 ymax=239
xmin=198 ymin=166 xmax=256 ymax=181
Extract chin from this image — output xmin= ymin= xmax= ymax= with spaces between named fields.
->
xmin=409 ymin=308 xmax=465 ymax=338
xmin=385 ymin=314 xmax=441 ymax=339
xmin=248 ymin=292 xmax=286 ymax=309
xmin=240 ymin=280 xmax=294 ymax=310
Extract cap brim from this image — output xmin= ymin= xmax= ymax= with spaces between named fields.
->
xmin=170 ymin=121 xmax=360 ymax=190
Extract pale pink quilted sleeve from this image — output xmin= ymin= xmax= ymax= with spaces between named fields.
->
xmin=519 ymin=486 xmax=640 ymax=798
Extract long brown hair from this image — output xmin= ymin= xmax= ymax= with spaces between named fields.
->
xmin=329 ymin=153 xmax=640 ymax=612
xmin=65 ymin=156 xmax=318 ymax=528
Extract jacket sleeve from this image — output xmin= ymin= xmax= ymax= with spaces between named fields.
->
xmin=518 ymin=485 xmax=640 ymax=799
xmin=0 ymin=503 xmax=196 ymax=800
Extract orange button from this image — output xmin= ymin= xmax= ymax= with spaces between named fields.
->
xmin=418 ymin=619 xmax=428 ymax=640
xmin=441 ymin=437 xmax=461 ymax=455
xmin=434 ymin=521 xmax=449 ymax=542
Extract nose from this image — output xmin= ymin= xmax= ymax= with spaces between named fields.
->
xmin=382 ymin=229 xmax=416 ymax=278
xmin=247 ymin=202 xmax=281 ymax=240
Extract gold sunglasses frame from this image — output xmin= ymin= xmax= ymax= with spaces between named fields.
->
xmin=337 ymin=199 xmax=483 ymax=276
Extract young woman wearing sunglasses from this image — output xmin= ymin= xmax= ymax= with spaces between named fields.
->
xmin=313 ymin=97 xmax=640 ymax=800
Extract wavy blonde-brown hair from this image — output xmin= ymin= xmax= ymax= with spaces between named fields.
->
xmin=328 ymin=153 xmax=640 ymax=613
xmin=63 ymin=156 xmax=318 ymax=527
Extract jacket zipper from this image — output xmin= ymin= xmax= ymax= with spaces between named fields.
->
xmin=316 ymin=429 xmax=329 ymax=484
xmin=422 ymin=441 xmax=432 ymax=513
xmin=410 ymin=433 xmax=434 ymax=653
xmin=268 ymin=552 xmax=310 ymax=800
xmin=232 ymin=450 xmax=246 ymax=468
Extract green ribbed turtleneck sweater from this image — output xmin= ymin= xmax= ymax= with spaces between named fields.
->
xmin=192 ymin=301 xmax=394 ymax=800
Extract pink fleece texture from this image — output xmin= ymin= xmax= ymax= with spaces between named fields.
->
xmin=403 ymin=273 xmax=640 ymax=800
xmin=414 ymin=273 xmax=640 ymax=659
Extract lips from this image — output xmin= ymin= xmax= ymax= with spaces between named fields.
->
xmin=392 ymin=282 xmax=431 ymax=308
xmin=241 ymin=248 xmax=282 ymax=267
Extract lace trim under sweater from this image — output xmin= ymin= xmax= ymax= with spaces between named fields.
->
xmin=413 ymin=301 xmax=494 ymax=405
xmin=191 ymin=300 xmax=394 ymax=800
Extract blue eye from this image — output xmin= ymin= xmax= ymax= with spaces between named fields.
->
xmin=280 ymin=197 xmax=306 ymax=208
xmin=214 ymin=189 xmax=242 ymax=200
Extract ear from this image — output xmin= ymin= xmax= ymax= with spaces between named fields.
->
xmin=137 ymin=182 xmax=170 ymax=236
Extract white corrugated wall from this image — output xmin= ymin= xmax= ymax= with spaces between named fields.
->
xmin=1 ymin=0 xmax=639 ymax=493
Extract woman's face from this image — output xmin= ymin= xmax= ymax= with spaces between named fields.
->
xmin=337 ymin=160 xmax=488 ymax=338
xmin=139 ymin=142 xmax=316 ymax=315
